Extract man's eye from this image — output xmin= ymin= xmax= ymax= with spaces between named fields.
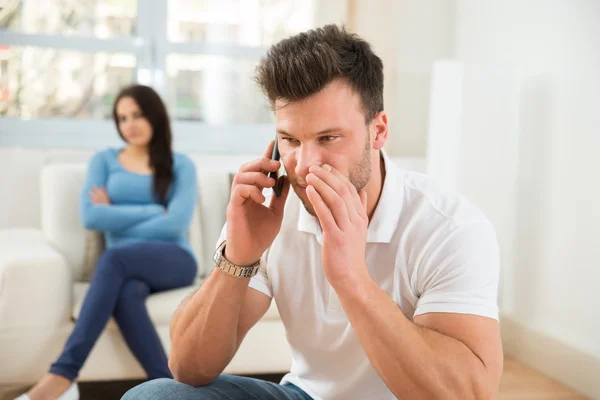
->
xmin=321 ymin=136 xmax=337 ymax=142
xmin=282 ymin=137 xmax=299 ymax=143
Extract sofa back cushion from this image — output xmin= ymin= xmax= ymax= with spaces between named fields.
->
xmin=191 ymin=167 xmax=232 ymax=276
xmin=41 ymin=164 xmax=90 ymax=281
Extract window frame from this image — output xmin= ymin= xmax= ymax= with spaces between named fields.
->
xmin=0 ymin=0 xmax=346 ymax=153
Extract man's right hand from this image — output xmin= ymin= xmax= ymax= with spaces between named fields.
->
xmin=225 ymin=140 xmax=290 ymax=266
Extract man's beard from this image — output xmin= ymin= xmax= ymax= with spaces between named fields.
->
xmin=295 ymin=137 xmax=372 ymax=217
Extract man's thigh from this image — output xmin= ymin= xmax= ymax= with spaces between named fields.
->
xmin=121 ymin=375 xmax=312 ymax=400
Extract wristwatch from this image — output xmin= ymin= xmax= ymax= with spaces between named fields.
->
xmin=212 ymin=240 xmax=260 ymax=278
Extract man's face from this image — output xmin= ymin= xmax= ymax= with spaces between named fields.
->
xmin=275 ymin=80 xmax=374 ymax=216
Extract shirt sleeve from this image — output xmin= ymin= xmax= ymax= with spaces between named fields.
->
xmin=118 ymin=155 xmax=198 ymax=240
xmin=80 ymin=151 xmax=164 ymax=232
xmin=215 ymin=224 xmax=273 ymax=298
xmin=413 ymin=221 xmax=500 ymax=320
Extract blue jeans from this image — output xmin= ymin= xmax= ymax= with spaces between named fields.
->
xmin=50 ymin=242 xmax=197 ymax=381
xmin=121 ymin=375 xmax=313 ymax=400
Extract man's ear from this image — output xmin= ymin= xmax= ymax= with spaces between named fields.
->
xmin=371 ymin=111 xmax=388 ymax=150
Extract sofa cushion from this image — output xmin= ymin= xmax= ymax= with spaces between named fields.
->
xmin=41 ymin=164 xmax=89 ymax=281
xmin=72 ymin=280 xmax=281 ymax=326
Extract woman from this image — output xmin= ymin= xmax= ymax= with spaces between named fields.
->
xmin=19 ymin=85 xmax=198 ymax=400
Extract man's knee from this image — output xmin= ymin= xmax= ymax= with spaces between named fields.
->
xmin=122 ymin=378 xmax=200 ymax=400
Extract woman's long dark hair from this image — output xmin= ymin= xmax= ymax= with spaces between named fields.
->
xmin=113 ymin=84 xmax=173 ymax=205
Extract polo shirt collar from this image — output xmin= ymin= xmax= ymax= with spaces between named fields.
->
xmin=297 ymin=149 xmax=402 ymax=244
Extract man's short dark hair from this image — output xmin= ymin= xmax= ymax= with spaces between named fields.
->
xmin=255 ymin=24 xmax=384 ymax=122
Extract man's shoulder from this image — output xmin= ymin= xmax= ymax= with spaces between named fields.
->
xmin=398 ymin=169 xmax=489 ymax=228
xmin=396 ymin=171 xmax=498 ymax=286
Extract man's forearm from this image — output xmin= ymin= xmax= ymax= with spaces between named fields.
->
xmin=335 ymin=275 xmax=491 ymax=400
xmin=169 ymin=270 xmax=251 ymax=385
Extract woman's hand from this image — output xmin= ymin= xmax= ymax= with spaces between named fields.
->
xmin=90 ymin=187 xmax=111 ymax=205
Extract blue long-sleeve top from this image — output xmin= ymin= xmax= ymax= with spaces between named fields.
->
xmin=80 ymin=148 xmax=197 ymax=257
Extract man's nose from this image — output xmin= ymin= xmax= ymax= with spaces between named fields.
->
xmin=294 ymin=144 xmax=322 ymax=178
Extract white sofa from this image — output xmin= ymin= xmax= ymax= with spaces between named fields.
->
xmin=0 ymin=160 xmax=292 ymax=385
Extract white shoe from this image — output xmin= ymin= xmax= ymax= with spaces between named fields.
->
xmin=15 ymin=382 xmax=79 ymax=400
xmin=57 ymin=383 xmax=79 ymax=400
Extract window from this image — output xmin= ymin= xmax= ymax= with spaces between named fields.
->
xmin=1 ymin=0 xmax=137 ymax=37
xmin=1 ymin=46 xmax=135 ymax=118
xmin=167 ymin=0 xmax=314 ymax=46
xmin=166 ymin=54 xmax=271 ymax=123
xmin=1 ymin=0 xmax=140 ymax=121
xmin=0 ymin=0 xmax=344 ymax=150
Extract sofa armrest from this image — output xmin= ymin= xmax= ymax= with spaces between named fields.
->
xmin=0 ymin=229 xmax=72 ymax=330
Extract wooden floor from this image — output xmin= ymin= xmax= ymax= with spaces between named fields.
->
xmin=0 ymin=356 xmax=589 ymax=400
xmin=498 ymin=357 xmax=589 ymax=399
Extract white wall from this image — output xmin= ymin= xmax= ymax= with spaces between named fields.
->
xmin=348 ymin=0 xmax=455 ymax=158
xmin=453 ymin=0 xmax=600 ymax=396
xmin=426 ymin=61 xmax=521 ymax=321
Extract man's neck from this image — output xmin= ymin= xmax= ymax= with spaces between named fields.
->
xmin=365 ymin=152 xmax=386 ymax=221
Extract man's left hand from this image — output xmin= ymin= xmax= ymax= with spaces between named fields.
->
xmin=306 ymin=164 xmax=369 ymax=287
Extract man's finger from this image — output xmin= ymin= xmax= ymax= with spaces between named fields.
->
xmin=306 ymin=172 xmax=350 ymax=229
xmin=264 ymin=140 xmax=275 ymax=159
xmin=328 ymin=166 xmax=364 ymax=216
xmin=360 ymin=190 xmax=368 ymax=213
xmin=233 ymin=172 xmax=276 ymax=189
xmin=309 ymin=165 xmax=347 ymax=197
xmin=306 ymin=185 xmax=339 ymax=233
xmin=347 ymin=180 xmax=364 ymax=216
xmin=231 ymin=184 xmax=266 ymax=207
xmin=239 ymin=157 xmax=280 ymax=174
xmin=308 ymin=164 xmax=358 ymax=221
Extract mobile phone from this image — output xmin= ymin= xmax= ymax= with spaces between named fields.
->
xmin=268 ymin=137 xmax=284 ymax=197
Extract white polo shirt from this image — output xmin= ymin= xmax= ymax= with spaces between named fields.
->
xmin=218 ymin=150 xmax=499 ymax=400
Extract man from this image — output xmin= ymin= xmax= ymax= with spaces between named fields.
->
xmin=123 ymin=24 xmax=502 ymax=400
